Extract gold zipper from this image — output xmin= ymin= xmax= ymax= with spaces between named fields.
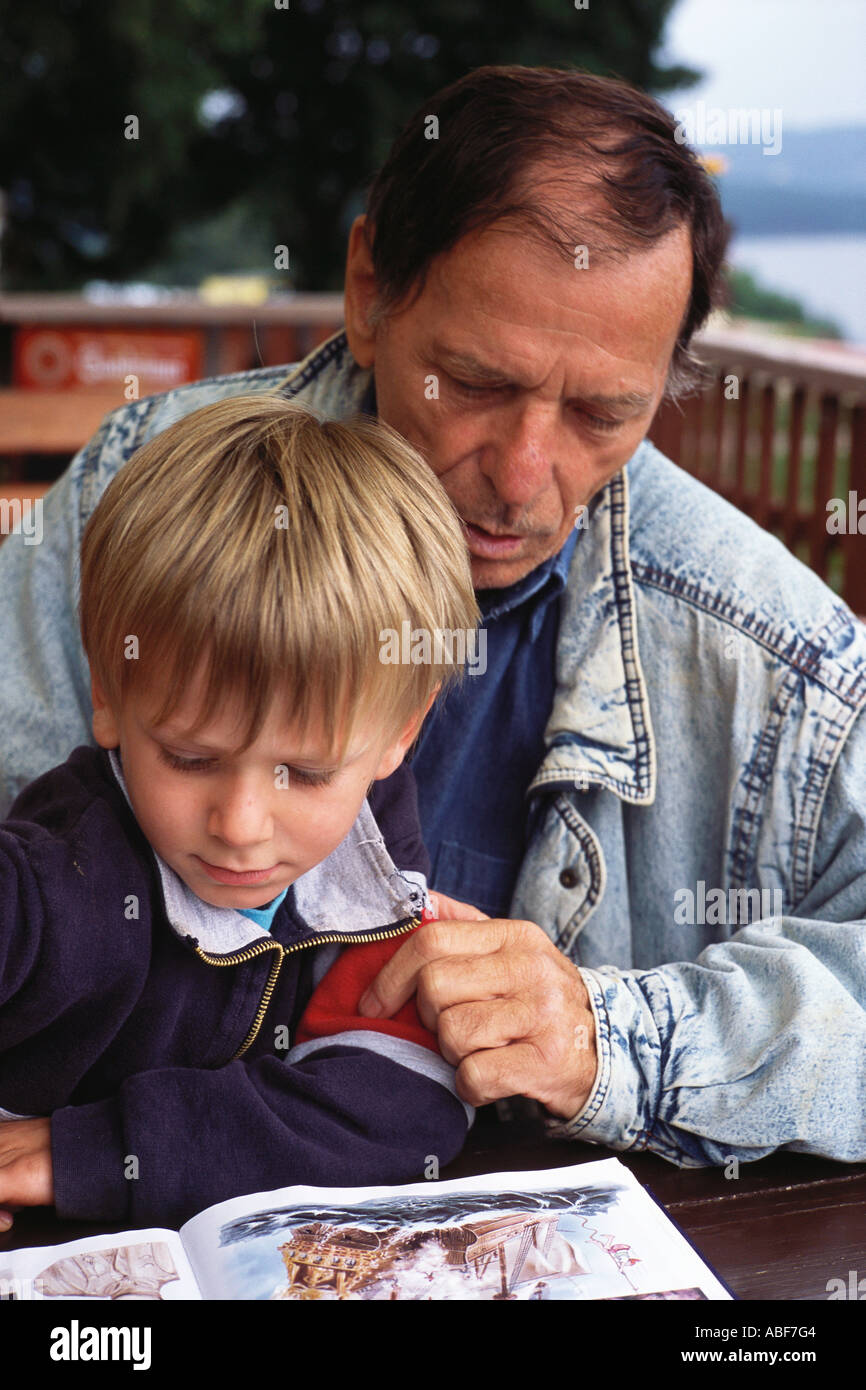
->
xmin=194 ymin=916 xmax=421 ymax=1060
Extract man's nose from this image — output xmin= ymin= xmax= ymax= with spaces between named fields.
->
xmin=207 ymin=778 xmax=273 ymax=847
xmin=479 ymin=401 xmax=563 ymax=510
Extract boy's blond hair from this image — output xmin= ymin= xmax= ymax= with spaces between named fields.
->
xmin=79 ymin=395 xmax=479 ymax=757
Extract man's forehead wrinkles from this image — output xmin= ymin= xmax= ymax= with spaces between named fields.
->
xmin=459 ymin=294 xmax=661 ymax=366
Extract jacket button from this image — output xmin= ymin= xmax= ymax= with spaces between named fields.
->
xmin=559 ymin=868 xmax=579 ymax=889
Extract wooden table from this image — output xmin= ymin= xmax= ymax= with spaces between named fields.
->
xmin=4 ymin=1103 xmax=864 ymax=1303
xmin=447 ymin=1105 xmax=866 ymax=1302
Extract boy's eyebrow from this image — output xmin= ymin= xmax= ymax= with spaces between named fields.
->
xmin=152 ymin=726 xmax=228 ymax=755
xmin=153 ymin=723 xmax=367 ymax=768
xmin=431 ymin=343 xmax=654 ymax=411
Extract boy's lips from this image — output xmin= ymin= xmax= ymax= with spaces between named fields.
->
xmin=195 ymin=857 xmax=279 ymax=886
xmin=462 ymin=521 xmax=526 ymax=559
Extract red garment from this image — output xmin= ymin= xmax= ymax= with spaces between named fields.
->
xmin=295 ymin=908 xmax=440 ymax=1056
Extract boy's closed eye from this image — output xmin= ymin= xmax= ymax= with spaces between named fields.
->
xmin=157 ymin=747 xmax=335 ymax=788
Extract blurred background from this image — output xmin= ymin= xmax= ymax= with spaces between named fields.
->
xmin=0 ymin=0 xmax=864 ymax=604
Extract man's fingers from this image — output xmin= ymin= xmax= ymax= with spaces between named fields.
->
xmin=357 ymin=929 xmax=439 ymax=1018
xmin=456 ymin=1041 xmax=548 ymax=1108
xmin=429 ymin=891 xmax=489 ymax=922
xmin=359 ymin=919 xmax=538 ymax=1018
xmin=437 ymin=996 xmax=537 ymax=1065
xmin=413 ymin=949 xmax=547 ymax=1030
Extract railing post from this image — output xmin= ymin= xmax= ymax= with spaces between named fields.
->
xmin=734 ymin=375 xmax=750 ymax=511
xmin=843 ymin=403 xmax=866 ymax=614
xmin=756 ymin=381 xmax=776 ymax=529
xmin=812 ymin=393 xmax=840 ymax=582
xmin=783 ymin=385 xmax=807 ymax=555
xmin=713 ymin=373 xmax=727 ymax=496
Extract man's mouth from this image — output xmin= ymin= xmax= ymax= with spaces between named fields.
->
xmin=462 ymin=521 xmax=527 ymax=559
xmin=196 ymin=857 xmax=278 ymax=886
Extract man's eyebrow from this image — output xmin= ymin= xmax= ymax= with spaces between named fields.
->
xmin=578 ymin=389 xmax=655 ymax=412
xmin=434 ymin=346 xmax=512 ymax=382
xmin=432 ymin=345 xmax=654 ymax=412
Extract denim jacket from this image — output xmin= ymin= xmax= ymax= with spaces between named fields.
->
xmin=1 ymin=330 xmax=864 ymax=1169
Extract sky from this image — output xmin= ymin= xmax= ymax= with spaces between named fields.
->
xmin=659 ymin=0 xmax=866 ymax=129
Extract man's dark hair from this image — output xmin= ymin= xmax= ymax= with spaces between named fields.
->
xmin=364 ymin=66 xmax=731 ymax=399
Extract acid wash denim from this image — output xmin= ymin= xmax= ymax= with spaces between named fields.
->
xmin=0 ymin=330 xmax=864 ymax=1169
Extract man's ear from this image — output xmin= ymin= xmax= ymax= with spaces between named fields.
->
xmin=371 ymin=688 xmax=440 ymax=783
xmin=90 ymin=671 xmax=121 ymax=749
xmin=343 ymin=215 xmax=379 ymax=369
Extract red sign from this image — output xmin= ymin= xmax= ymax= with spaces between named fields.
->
xmin=13 ymin=327 xmax=204 ymax=394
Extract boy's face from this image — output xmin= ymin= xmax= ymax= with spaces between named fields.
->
xmin=91 ymin=667 xmax=423 ymax=910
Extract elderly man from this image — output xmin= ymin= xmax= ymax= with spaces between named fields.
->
xmin=0 ymin=66 xmax=864 ymax=1177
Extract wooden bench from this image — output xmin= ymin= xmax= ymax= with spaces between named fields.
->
xmin=0 ymin=389 xmax=123 ymax=457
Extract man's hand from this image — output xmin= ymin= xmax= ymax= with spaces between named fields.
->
xmin=359 ymin=917 xmax=598 ymax=1120
xmin=0 ymin=1118 xmax=54 ymax=1228
xmin=426 ymin=891 xmax=489 ymax=922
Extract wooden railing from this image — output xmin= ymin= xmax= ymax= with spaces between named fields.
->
xmin=649 ymin=327 xmax=866 ymax=613
xmin=2 ymin=296 xmax=865 ymax=609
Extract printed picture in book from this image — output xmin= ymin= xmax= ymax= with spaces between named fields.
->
xmin=217 ymin=1181 xmax=708 ymax=1301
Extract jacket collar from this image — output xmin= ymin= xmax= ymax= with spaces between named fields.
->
xmin=528 ymin=463 xmax=656 ymax=804
xmin=274 ymin=329 xmax=657 ymax=807
xmin=107 ymin=750 xmax=425 ymax=955
xmin=277 ymin=328 xmax=373 ymax=419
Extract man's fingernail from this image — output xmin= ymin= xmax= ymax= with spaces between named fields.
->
xmin=0 ymin=1214 xmax=12 ymax=1232
xmin=358 ymin=990 xmax=382 ymax=1017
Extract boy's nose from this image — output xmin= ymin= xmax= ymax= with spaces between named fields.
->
xmin=207 ymin=784 xmax=274 ymax=848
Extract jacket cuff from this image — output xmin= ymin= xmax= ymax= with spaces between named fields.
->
xmin=51 ymin=1098 xmax=130 ymax=1223
xmin=544 ymin=965 xmax=664 ymax=1151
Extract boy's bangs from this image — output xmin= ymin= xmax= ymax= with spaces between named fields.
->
xmin=120 ymin=603 xmax=406 ymax=765
xmin=81 ymin=394 xmax=480 ymax=765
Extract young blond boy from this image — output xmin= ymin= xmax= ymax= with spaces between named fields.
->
xmin=0 ymin=396 xmax=479 ymax=1230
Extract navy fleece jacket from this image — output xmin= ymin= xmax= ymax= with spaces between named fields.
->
xmin=0 ymin=746 xmax=471 ymax=1228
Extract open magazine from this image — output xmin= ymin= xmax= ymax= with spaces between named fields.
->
xmin=0 ymin=1158 xmax=732 ymax=1301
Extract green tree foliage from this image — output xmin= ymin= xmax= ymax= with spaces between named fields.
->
xmin=0 ymin=0 xmax=698 ymax=290
xmin=725 ymin=268 xmax=842 ymax=339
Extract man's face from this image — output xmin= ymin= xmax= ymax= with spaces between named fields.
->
xmin=91 ymin=668 xmax=414 ymax=911
xmin=347 ymin=217 xmax=692 ymax=588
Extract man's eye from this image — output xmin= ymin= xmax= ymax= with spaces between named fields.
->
xmin=159 ymin=749 xmax=214 ymax=773
xmin=580 ymin=410 xmax=623 ymax=433
xmin=450 ymin=375 xmax=499 ymax=395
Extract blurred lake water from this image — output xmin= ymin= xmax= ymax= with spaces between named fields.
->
xmin=730 ymin=233 xmax=866 ymax=347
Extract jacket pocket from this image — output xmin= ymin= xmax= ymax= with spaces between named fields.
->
xmin=431 ymin=840 xmax=516 ymax=919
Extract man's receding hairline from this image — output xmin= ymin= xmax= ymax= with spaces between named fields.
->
xmin=369 ymin=189 xmax=693 ymax=324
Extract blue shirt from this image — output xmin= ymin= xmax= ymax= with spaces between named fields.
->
xmin=411 ymin=529 xmax=579 ymax=917
xmin=237 ymin=887 xmax=289 ymax=931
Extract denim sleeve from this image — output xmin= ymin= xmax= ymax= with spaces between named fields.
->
xmin=0 ymin=446 xmax=103 ymax=817
xmin=548 ymin=708 xmax=866 ymax=1166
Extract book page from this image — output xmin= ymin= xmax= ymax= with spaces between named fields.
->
xmin=0 ymin=1227 xmax=200 ymax=1302
xmin=179 ymin=1158 xmax=731 ymax=1301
